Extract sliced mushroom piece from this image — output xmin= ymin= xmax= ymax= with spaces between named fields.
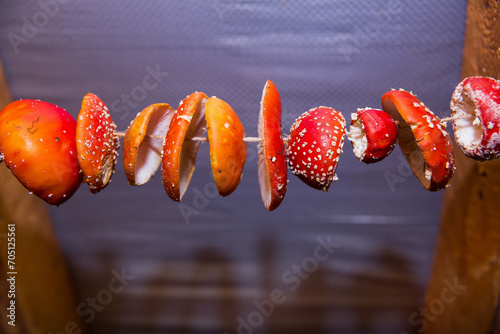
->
xmin=162 ymin=92 xmax=208 ymax=202
xmin=382 ymin=89 xmax=454 ymax=191
xmin=123 ymin=103 xmax=174 ymax=186
xmin=258 ymin=80 xmax=287 ymax=211
xmin=76 ymin=93 xmax=119 ymax=193
xmin=205 ymin=97 xmax=247 ymax=197
xmin=347 ymin=108 xmax=398 ymax=164
xmin=450 ymin=76 xmax=500 ymax=161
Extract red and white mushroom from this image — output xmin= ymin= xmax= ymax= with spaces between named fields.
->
xmin=76 ymin=93 xmax=119 ymax=193
xmin=382 ymin=89 xmax=455 ymax=191
xmin=257 ymin=80 xmax=288 ymax=211
xmin=0 ymin=99 xmax=82 ymax=205
xmin=286 ymin=106 xmax=346 ymax=192
xmin=450 ymin=76 xmax=500 ymax=161
xmin=7 ymin=76 xmax=491 ymax=205
xmin=347 ymin=108 xmax=398 ymax=164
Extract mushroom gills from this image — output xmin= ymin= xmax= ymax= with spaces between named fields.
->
xmin=100 ymin=154 xmax=114 ymax=186
xmin=136 ymin=108 xmax=174 ymax=185
xmin=178 ymin=98 xmax=207 ymax=200
xmin=383 ymin=100 xmax=430 ymax=189
xmin=257 ymin=124 xmax=272 ymax=208
xmin=347 ymin=120 xmax=367 ymax=161
xmin=397 ymin=123 xmax=429 ymax=188
xmin=452 ymin=89 xmax=482 ymax=151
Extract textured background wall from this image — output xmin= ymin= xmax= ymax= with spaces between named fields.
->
xmin=0 ymin=1 xmax=466 ymax=333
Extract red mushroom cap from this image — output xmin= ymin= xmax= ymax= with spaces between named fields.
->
xmin=382 ymin=89 xmax=455 ymax=191
xmin=450 ymin=76 xmax=500 ymax=161
xmin=76 ymin=93 xmax=119 ymax=193
xmin=286 ymin=106 xmax=346 ymax=192
xmin=258 ymin=80 xmax=287 ymax=211
xmin=162 ymin=92 xmax=208 ymax=202
xmin=0 ymin=99 xmax=81 ymax=205
xmin=347 ymin=108 xmax=398 ymax=164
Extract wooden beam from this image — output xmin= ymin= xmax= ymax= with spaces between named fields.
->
xmin=424 ymin=0 xmax=500 ymax=333
xmin=0 ymin=60 xmax=88 ymax=333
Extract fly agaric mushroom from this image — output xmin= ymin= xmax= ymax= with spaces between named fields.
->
xmin=286 ymin=106 xmax=346 ymax=192
xmin=0 ymin=99 xmax=81 ymax=205
xmin=257 ymin=80 xmax=287 ymax=211
xmin=450 ymin=76 xmax=500 ymax=161
xmin=76 ymin=93 xmax=119 ymax=193
xmin=205 ymin=97 xmax=247 ymax=197
xmin=382 ymin=89 xmax=454 ymax=191
xmin=162 ymin=92 xmax=208 ymax=202
xmin=347 ymin=108 xmax=398 ymax=163
xmin=123 ymin=103 xmax=175 ymax=185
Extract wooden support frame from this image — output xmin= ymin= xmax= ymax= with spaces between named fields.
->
xmin=424 ymin=0 xmax=500 ymax=333
xmin=0 ymin=60 xmax=87 ymax=333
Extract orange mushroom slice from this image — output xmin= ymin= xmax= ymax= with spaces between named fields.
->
xmin=382 ymin=89 xmax=455 ymax=191
xmin=258 ymin=80 xmax=287 ymax=211
xmin=76 ymin=93 xmax=119 ymax=193
xmin=162 ymin=92 xmax=208 ymax=202
xmin=123 ymin=103 xmax=174 ymax=186
xmin=205 ymin=97 xmax=247 ymax=196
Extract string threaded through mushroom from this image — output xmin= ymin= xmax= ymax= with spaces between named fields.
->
xmin=116 ymin=131 xmax=261 ymax=142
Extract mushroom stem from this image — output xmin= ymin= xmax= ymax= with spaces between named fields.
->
xmin=440 ymin=113 xmax=474 ymax=123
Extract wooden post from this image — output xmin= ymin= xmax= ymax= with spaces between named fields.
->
xmin=0 ymin=60 xmax=88 ymax=333
xmin=424 ymin=0 xmax=500 ymax=333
